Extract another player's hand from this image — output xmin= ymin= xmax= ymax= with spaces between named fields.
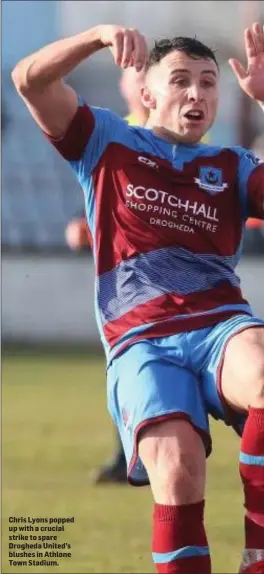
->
xmin=99 ymin=25 xmax=148 ymax=71
xmin=65 ymin=218 xmax=90 ymax=250
xmin=229 ymin=23 xmax=264 ymax=103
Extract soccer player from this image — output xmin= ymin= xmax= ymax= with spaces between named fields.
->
xmin=65 ymin=67 xmax=149 ymax=485
xmin=12 ymin=22 xmax=264 ymax=574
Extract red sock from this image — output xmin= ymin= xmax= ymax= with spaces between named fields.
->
xmin=152 ymin=500 xmax=211 ymax=573
xmin=240 ymin=407 xmax=264 ymax=567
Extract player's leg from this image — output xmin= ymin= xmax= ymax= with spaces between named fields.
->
xmin=95 ymin=430 xmax=127 ymax=484
xmin=139 ymin=419 xmax=210 ymax=574
xmin=199 ymin=315 xmax=264 ymax=574
xmin=107 ymin=339 xmax=212 ymax=574
xmin=220 ymin=325 xmax=264 ymax=573
xmin=112 ymin=430 xmax=126 ymax=468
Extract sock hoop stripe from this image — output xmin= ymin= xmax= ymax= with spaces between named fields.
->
xmin=152 ymin=545 xmax=209 ymax=563
xmin=240 ymin=452 xmax=264 ymax=466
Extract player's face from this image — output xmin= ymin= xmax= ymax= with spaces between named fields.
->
xmin=143 ymin=50 xmax=219 ymax=143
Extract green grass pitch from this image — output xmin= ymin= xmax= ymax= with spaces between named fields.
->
xmin=2 ymin=350 xmax=244 ymax=573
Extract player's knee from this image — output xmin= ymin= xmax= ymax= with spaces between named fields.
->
xmin=138 ymin=418 xmax=206 ymax=505
xmin=239 ymin=357 xmax=264 ymax=408
xmin=223 ymin=329 xmax=264 ymax=410
xmin=152 ymin=448 xmax=204 ymax=505
xmin=248 ymin=362 xmax=264 ymax=408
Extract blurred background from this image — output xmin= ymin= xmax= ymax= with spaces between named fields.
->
xmin=2 ymin=2 xmax=264 ymax=573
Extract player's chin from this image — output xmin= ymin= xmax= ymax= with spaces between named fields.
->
xmin=182 ymin=132 xmax=205 ymax=144
xmin=182 ymin=125 xmax=207 ymax=144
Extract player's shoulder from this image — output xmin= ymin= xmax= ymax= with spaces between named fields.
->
xmin=221 ymin=145 xmax=263 ymax=168
xmin=78 ymin=97 xmax=134 ymax=149
xmin=229 ymin=145 xmax=263 ymax=167
xmin=198 ymin=143 xmax=255 ymax=163
xmin=197 ymin=142 xmax=243 ymax=156
xmin=86 ymin=100 xmax=129 ymax=130
xmin=223 ymin=145 xmax=253 ymax=160
xmin=74 ymin=95 xmax=129 ymax=135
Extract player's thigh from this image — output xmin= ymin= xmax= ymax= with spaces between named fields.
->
xmin=221 ymin=325 xmax=264 ymax=411
xmin=138 ymin=417 xmax=206 ymax=504
xmin=107 ymin=340 xmax=210 ymax=487
xmin=200 ymin=315 xmax=264 ymax=432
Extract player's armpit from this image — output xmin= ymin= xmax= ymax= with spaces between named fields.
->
xmin=45 ymin=101 xmax=95 ymax=161
xmin=247 ymin=163 xmax=264 ymax=220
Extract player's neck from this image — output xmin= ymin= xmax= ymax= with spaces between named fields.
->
xmin=145 ymin=123 xmax=199 ymax=146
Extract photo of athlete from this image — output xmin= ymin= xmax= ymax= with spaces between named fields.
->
xmin=12 ymin=22 xmax=264 ymax=574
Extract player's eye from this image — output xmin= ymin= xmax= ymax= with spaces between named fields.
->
xmin=202 ymin=79 xmax=215 ymax=88
xmin=172 ymin=78 xmax=189 ymax=87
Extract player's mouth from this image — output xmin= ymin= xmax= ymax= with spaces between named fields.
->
xmin=183 ymin=109 xmax=205 ymax=123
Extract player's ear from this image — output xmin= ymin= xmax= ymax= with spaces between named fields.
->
xmin=141 ymin=86 xmax=156 ymax=110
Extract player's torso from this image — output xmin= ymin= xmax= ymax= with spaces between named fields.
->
xmin=92 ymin=131 xmax=243 ymax=274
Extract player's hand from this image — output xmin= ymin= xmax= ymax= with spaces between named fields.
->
xmin=65 ymin=219 xmax=90 ymax=250
xmin=99 ymin=25 xmax=148 ymax=71
xmin=229 ymin=23 xmax=264 ymax=103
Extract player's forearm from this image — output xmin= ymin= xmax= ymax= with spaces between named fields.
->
xmin=12 ymin=26 xmax=104 ymax=93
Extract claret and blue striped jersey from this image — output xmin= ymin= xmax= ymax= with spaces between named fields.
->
xmin=47 ymin=99 xmax=264 ymax=363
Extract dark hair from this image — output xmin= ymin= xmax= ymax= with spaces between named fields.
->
xmin=146 ymin=36 xmax=219 ymax=70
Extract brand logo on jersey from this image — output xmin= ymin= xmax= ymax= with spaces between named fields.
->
xmin=194 ymin=167 xmax=228 ymax=194
xmin=138 ymin=156 xmax=159 ymax=170
xmin=245 ymin=152 xmax=262 ymax=166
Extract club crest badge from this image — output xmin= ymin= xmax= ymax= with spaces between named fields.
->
xmin=194 ymin=167 xmax=229 ymax=194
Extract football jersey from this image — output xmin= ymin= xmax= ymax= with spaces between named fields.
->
xmin=47 ymin=99 xmax=264 ymax=363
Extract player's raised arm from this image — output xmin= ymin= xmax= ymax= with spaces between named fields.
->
xmin=229 ymin=23 xmax=264 ymax=105
xmin=229 ymin=22 xmax=264 ymax=221
xmin=11 ymin=25 xmax=148 ymax=139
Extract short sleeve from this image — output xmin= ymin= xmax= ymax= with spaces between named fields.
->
xmin=45 ymin=96 xmax=127 ymax=185
xmin=237 ymin=149 xmax=264 ymax=220
xmin=44 ymin=96 xmax=128 ymax=243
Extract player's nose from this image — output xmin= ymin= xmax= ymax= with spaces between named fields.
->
xmin=187 ymin=84 xmax=204 ymax=102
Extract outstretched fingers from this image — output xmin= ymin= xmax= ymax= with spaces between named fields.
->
xmin=244 ymin=23 xmax=264 ymax=61
xmin=251 ymin=22 xmax=264 ymax=54
xmin=228 ymin=58 xmax=247 ymax=81
xmin=245 ymin=27 xmax=257 ymax=59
